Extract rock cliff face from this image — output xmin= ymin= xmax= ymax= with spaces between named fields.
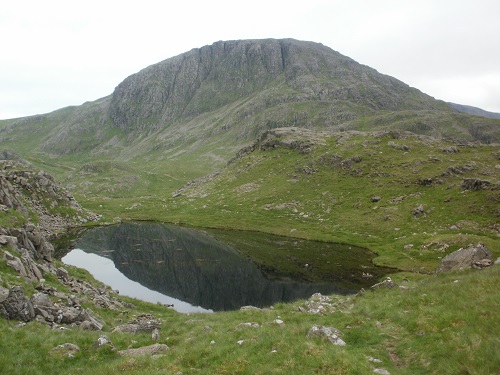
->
xmin=109 ymin=39 xmax=443 ymax=132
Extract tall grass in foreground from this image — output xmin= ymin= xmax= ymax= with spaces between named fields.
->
xmin=0 ymin=263 xmax=498 ymax=374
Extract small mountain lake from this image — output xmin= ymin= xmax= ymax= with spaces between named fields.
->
xmin=58 ymin=222 xmax=394 ymax=313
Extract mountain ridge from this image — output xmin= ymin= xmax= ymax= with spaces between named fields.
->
xmin=449 ymin=102 xmax=500 ymax=119
xmin=0 ymin=38 xmax=498 ymax=200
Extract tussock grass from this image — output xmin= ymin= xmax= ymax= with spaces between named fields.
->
xmin=1 ymin=249 xmax=498 ymax=374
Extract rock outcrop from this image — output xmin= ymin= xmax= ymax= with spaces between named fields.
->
xmin=0 ymin=160 xmax=100 ymax=235
xmin=0 ymin=286 xmax=35 ymax=322
xmin=306 ymin=324 xmax=346 ymax=346
xmin=436 ymin=243 xmax=493 ymax=274
xmin=0 ymin=160 xmax=108 ymax=329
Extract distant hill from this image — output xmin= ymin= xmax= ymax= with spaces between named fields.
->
xmin=449 ymin=103 xmax=500 ymax=119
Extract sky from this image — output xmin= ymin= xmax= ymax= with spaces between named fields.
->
xmin=1 ymin=0 xmax=499 ymax=119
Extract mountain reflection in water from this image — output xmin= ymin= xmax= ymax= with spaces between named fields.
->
xmin=61 ymin=223 xmax=392 ymax=313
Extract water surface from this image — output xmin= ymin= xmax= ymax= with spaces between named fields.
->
xmin=61 ymin=223 xmax=393 ymax=313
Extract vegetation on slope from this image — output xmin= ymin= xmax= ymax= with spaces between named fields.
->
xmin=92 ymin=129 xmax=498 ymax=273
xmin=0 ymin=38 xmax=499 ymax=374
xmin=1 ymin=39 xmax=499 ymax=204
xmin=1 ymin=245 xmax=498 ymax=374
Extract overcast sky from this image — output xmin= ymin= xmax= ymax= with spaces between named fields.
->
xmin=1 ymin=0 xmax=499 ymax=119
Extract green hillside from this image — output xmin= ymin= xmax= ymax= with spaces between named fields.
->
xmin=1 ymin=39 xmax=498 ymax=205
xmin=103 ymin=128 xmax=497 ymax=273
xmin=1 ymin=38 xmax=499 ymax=374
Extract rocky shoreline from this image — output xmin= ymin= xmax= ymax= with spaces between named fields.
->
xmin=0 ymin=159 xmax=108 ymax=328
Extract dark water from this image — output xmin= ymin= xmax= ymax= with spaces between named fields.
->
xmin=60 ymin=223 xmax=393 ymax=313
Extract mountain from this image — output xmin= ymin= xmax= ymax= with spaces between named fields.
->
xmin=449 ymin=102 xmax=500 ymax=119
xmin=0 ymin=39 xmax=499 ymax=201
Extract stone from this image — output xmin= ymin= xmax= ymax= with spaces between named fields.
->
xmin=57 ymin=307 xmax=82 ymax=324
xmin=152 ymin=328 xmax=160 ymax=341
xmin=0 ymin=286 xmax=9 ymax=303
xmin=56 ymin=267 xmax=70 ymax=282
xmin=237 ymin=322 xmax=260 ymax=329
xmin=117 ymin=343 xmax=170 ymax=357
xmin=50 ymin=343 xmax=81 ymax=358
xmin=7 ymin=258 xmax=28 ymax=277
xmin=0 ymin=286 xmax=35 ymax=322
xmin=371 ymin=196 xmax=382 ymax=202
xmin=436 ymin=243 xmax=493 ymax=274
xmin=93 ymin=335 xmax=115 ymax=350
xmin=370 ymin=277 xmax=398 ymax=290
xmin=31 ymin=292 xmax=53 ymax=308
xmin=113 ymin=314 xmax=160 ymax=334
xmin=3 ymin=250 xmax=16 ymax=260
xmin=0 ymin=236 xmax=18 ymax=248
xmin=240 ymin=306 xmax=263 ymax=311
xmin=20 ymin=248 xmax=43 ymax=280
xmin=461 ymin=178 xmax=491 ymax=191
xmin=306 ymin=324 xmax=346 ymax=346
xmin=299 ymin=293 xmax=339 ymax=314
xmin=373 ymin=369 xmax=391 ymax=375
xmin=80 ymin=309 xmax=104 ymax=331
xmin=412 ymin=204 xmax=425 ymax=216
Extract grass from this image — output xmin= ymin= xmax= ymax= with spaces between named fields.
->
xmin=1 ymin=245 xmax=498 ymax=374
xmin=99 ymin=131 xmax=499 ymax=272
xmin=1 ymin=129 xmax=498 ymax=374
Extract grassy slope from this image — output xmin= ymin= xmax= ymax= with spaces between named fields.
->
xmin=95 ymin=131 xmax=499 ymax=273
xmin=1 ymin=116 xmax=499 ymax=374
xmin=0 ymin=245 xmax=498 ymax=374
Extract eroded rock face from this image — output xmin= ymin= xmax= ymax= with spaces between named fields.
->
xmin=436 ymin=243 xmax=493 ymax=274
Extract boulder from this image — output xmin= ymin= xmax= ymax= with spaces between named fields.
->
xmin=0 ymin=235 xmax=18 ymax=248
xmin=412 ymin=204 xmax=425 ymax=216
xmin=0 ymin=286 xmax=35 ymax=322
xmin=57 ymin=307 xmax=84 ymax=324
xmin=56 ymin=267 xmax=70 ymax=282
xmin=31 ymin=292 xmax=53 ymax=307
xmin=112 ymin=314 xmax=160 ymax=334
xmin=461 ymin=178 xmax=490 ymax=191
xmin=79 ymin=309 xmax=104 ymax=331
xmin=436 ymin=243 xmax=493 ymax=273
xmin=0 ymin=286 xmax=9 ymax=303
